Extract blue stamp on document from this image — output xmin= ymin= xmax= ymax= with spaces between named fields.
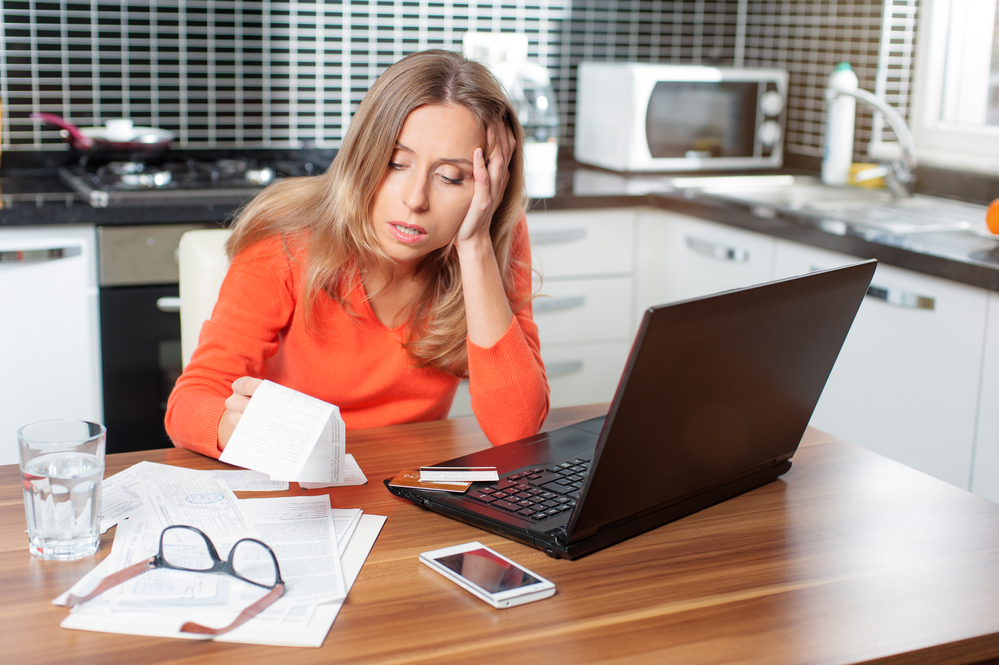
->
xmin=184 ymin=492 xmax=224 ymax=504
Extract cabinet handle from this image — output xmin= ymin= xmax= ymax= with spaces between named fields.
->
xmin=546 ymin=359 xmax=584 ymax=377
xmin=865 ymin=285 xmax=935 ymax=311
xmin=530 ymin=228 xmax=587 ymax=245
xmin=0 ymin=245 xmax=82 ymax=263
xmin=534 ymin=295 xmax=585 ymax=313
xmin=685 ymin=235 xmax=750 ymax=262
xmin=156 ymin=296 xmax=182 ymax=313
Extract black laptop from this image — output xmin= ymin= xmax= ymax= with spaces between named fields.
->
xmin=385 ymin=260 xmax=877 ymax=559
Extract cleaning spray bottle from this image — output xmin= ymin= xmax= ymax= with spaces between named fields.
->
xmin=821 ymin=62 xmax=858 ymax=185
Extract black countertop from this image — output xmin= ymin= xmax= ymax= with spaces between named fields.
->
xmin=3 ymin=151 xmax=999 ymax=293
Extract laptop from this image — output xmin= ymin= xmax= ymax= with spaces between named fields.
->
xmin=385 ymin=260 xmax=877 ymax=559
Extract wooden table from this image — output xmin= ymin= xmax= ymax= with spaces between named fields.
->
xmin=3 ymin=404 xmax=999 ymax=664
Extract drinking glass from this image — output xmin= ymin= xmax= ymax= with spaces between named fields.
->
xmin=18 ymin=420 xmax=106 ymax=560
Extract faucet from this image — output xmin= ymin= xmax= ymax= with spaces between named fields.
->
xmin=824 ymin=86 xmax=917 ymax=198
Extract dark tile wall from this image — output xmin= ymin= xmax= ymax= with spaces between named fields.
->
xmin=0 ymin=0 xmax=916 ymax=167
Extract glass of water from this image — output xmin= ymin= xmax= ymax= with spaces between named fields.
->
xmin=18 ymin=420 xmax=106 ymax=560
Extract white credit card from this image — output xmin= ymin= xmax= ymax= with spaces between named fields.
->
xmin=419 ymin=467 xmax=499 ymax=482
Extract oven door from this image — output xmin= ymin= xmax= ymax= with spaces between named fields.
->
xmin=100 ymin=283 xmax=182 ymax=453
xmin=98 ymin=224 xmax=208 ymax=454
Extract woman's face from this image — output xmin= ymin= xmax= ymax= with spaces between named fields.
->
xmin=370 ymin=103 xmax=486 ymax=273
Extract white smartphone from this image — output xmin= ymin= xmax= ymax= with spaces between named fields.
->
xmin=419 ymin=541 xmax=556 ymax=609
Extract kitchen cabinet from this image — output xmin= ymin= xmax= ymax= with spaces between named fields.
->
xmin=449 ymin=209 xmax=637 ymax=418
xmin=636 ymin=209 xmax=777 ymax=316
xmin=973 ymin=294 xmax=999 ymax=502
xmin=0 ymin=225 xmax=103 ymax=465
xmin=773 ymin=239 xmax=988 ymax=491
xmin=634 ymin=207 xmax=991 ymax=494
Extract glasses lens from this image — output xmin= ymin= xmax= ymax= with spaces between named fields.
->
xmin=161 ymin=527 xmax=215 ymax=571
xmin=230 ymin=540 xmax=279 ymax=588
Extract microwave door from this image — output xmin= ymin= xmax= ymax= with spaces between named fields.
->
xmin=645 ymin=80 xmax=758 ymax=160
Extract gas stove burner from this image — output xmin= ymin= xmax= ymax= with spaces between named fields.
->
xmin=214 ymin=159 xmax=247 ymax=174
xmin=97 ymin=162 xmax=174 ymax=189
xmin=199 ymin=159 xmax=276 ymax=186
xmin=57 ymin=156 xmax=290 ymax=208
xmin=106 ymin=161 xmax=145 ymax=175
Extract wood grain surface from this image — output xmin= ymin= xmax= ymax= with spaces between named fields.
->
xmin=2 ymin=404 xmax=999 ymax=664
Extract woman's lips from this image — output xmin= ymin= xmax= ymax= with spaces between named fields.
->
xmin=388 ymin=222 xmax=427 ymax=244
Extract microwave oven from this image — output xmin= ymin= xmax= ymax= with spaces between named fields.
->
xmin=574 ymin=62 xmax=788 ymax=172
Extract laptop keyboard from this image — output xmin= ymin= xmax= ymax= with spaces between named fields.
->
xmin=467 ymin=457 xmax=592 ymax=521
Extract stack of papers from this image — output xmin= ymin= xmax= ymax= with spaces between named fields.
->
xmin=57 ymin=463 xmax=384 ymax=647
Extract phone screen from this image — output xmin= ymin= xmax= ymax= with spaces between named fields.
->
xmin=432 ymin=548 xmax=541 ymax=594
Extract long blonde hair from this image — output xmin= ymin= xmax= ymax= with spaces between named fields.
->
xmin=225 ymin=49 xmax=529 ymax=377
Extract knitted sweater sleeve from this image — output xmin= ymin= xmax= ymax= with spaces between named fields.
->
xmin=466 ymin=216 xmax=550 ymax=445
xmin=165 ymin=235 xmax=298 ymax=459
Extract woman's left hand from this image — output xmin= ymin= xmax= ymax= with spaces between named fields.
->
xmin=454 ymin=121 xmax=516 ymax=246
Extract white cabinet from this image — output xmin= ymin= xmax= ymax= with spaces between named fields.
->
xmin=636 ymin=209 xmax=777 ymax=317
xmin=634 ymin=208 xmax=992 ymax=494
xmin=448 ymin=209 xmax=637 ymax=418
xmin=773 ymin=239 xmax=988 ymax=490
xmin=0 ymin=225 xmax=103 ymax=465
xmin=973 ymin=294 xmax=999 ymax=501
xmin=530 ymin=209 xmax=636 ymax=408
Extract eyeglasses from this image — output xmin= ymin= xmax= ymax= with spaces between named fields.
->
xmin=66 ymin=525 xmax=285 ymax=636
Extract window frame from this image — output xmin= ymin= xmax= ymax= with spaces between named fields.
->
xmin=911 ymin=0 xmax=999 ymax=173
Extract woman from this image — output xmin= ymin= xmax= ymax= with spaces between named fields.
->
xmin=165 ymin=49 xmax=550 ymax=459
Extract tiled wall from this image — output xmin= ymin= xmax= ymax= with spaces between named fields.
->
xmin=0 ymin=0 xmax=917 ymax=164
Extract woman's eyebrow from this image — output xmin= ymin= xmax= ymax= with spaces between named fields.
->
xmin=394 ymin=141 xmax=473 ymax=167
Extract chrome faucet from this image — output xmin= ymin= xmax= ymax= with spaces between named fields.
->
xmin=824 ymin=86 xmax=917 ymax=198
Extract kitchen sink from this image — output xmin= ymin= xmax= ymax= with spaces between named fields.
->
xmin=670 ymin=174 xmax=997 ymax=238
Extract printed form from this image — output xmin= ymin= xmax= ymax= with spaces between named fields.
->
xmin=56 ymin=480 xmax=375 ymax=646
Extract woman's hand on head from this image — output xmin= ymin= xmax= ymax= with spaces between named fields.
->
xmin=455 ymin=121 xmax=516 ymax=246
xmin=216 ymin=376 xmax=263 ymax=451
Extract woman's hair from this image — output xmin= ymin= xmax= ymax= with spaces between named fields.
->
xmin=224 ymin=49 xmax=529 ymax=377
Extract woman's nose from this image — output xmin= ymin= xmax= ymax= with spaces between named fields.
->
xmin=403 ymin=175 xmax=429 ymax=211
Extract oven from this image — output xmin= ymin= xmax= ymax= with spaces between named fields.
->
xmin=97 ymin=223 xmax=209 ymax=454
xmin=74 ymin=154 xmax=320 ymax=454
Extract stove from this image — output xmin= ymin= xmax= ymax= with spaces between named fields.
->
xmin=58 ymin=156 xmax=317 ymax=208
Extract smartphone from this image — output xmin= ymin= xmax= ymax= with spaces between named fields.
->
xmin=419 ymin=541 xmax=556 ymax=609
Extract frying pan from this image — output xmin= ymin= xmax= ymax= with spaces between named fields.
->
xmin=30 ymin=113 xmax=175 ymax=154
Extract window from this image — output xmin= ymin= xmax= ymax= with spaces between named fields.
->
xmin=912 ymin=0 xmax=999 ymax=172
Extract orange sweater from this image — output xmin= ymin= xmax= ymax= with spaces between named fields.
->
xmin=165 ymin=219 xmax=549 ymax=459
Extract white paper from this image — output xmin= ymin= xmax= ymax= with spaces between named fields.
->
xmin=137 ymin=478 xmax=258 ymax=547
xmin=220 ymin=380 xmax=346 ymax=484
xmin=299 ymin=454 xmax=368 ymax=489
xmin=60 ymin=515 xmax=387 ymax=648
xmin=237 ymin=496 xmax=347 ymax=604
xmin=198 ymin=469 xmax=290 ymax=492
xmin=100 ymin=461 xmax=205 ymax=533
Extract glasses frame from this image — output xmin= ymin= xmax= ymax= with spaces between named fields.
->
xmin=65 ymin=524 xmax=286 ymax=636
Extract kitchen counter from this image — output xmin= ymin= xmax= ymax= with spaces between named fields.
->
xmin=3 ymin=153 xmax=999 ymax=292
xmin=533 ymin=165 xmax=999 ymax=293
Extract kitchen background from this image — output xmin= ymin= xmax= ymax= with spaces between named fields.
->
xmin=8 ymin=0 xmax=999 ymax=506
xmin=1 ymin=0 xmax=917 ymax=169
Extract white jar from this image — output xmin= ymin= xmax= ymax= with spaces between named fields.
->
xmin=821 ymin=62 xmax=858 ymax=186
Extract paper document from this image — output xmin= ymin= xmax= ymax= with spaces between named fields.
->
xmin=101 ymin=462 xmax=288 ymax=533
xmin=100 ymin=461 xmax=203 ymax=533
xmin=201 ymin=469 xmax=290 ymax=492
xmin=300 ymin=453 xmax=368 ymax=489
xmin=60 ymin=514 xmax=386 ymax=648
xmin=220 ymin=380 xmax=346 ymax=484
xmin=55 ymin=487 xmax=377 ymax=646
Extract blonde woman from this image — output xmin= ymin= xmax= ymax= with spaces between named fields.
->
xmin=165 ymin=49 xmax=550 ymax=458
